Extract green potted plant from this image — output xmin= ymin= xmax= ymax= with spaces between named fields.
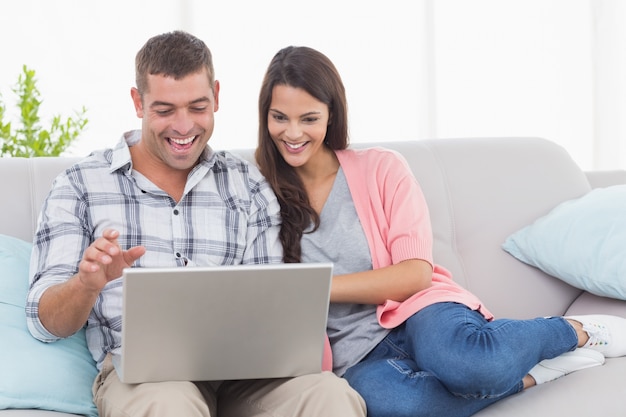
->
xmin=0 ymin=65 xmax=88 ymax=157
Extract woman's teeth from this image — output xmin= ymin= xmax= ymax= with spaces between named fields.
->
xmin=285 ymin=141 xmax=306 ymax=149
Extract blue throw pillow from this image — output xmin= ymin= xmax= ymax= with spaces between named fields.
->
xmin=0 ymin=234 xmax=98 ymax=416
xmin=502 ymin=185 xmax=626 ymax=300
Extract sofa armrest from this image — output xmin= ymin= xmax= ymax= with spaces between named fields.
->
xmin=585 ymin=170 xmax=626 ymax=189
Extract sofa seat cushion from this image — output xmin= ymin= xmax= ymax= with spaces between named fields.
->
xmin=0 ymin=234 xmax=98 ymax=417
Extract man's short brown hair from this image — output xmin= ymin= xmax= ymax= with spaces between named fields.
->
xmin=135 ymin=30 xmax=214 ymax=96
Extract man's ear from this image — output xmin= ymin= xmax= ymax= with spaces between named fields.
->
xmin=130 ymin=87 xmax=144 ymax=118
xmin=213 ymin=80 xmax=220 ymax=112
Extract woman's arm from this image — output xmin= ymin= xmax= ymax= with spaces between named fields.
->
xmin=330 ymin=258 xmax=433 ymax=305
xmin=334 ymin=148 xmax=435 ymax=305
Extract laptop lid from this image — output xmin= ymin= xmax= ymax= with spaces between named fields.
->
xmin=114 ymin=262 xmax=333 ymax=383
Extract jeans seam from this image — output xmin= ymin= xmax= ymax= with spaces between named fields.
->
xmin=381 ymin=332 xmax=410 ymax=359
xmin=449 ymin=379 xmax=524 ymax=400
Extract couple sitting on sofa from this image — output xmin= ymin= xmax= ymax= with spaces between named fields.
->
xmin=26 ymin=30 xmax=626 ymax=417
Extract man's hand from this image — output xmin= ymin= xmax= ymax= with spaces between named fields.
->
xmin=77 ymin=228 xmax=146 ymax=292
xmin=38 ymin=229 xmax=146 ymax=338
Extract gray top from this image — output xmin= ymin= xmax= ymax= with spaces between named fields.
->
xmin=301 ymin=168 xmax=391 ymax=376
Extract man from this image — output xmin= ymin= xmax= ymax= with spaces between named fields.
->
xmin=26 ymin=30 xmax=366 ymax=417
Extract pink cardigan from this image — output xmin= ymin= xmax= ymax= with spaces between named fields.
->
xmin=321 ymin=147 xmax=493 ymax=372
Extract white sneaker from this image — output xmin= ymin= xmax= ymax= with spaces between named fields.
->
xmin=567 ymin=314 xmax=626 ymax=358
xmin=528 ymin=348 xmax=605 ymax=385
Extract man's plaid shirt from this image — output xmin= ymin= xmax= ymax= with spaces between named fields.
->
xmin=26 ymin=130 xmax=283 ymax=369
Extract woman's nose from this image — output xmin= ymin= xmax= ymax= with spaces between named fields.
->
xmin=284 ymin=122 xmax=302 ymax=140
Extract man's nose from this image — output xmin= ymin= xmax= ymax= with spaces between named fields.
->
xmin=171 ymin=110 xmax=195 ymax=136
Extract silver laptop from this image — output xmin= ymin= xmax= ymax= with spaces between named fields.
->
xmin=114 ymin=262 xmax=333 ymax=384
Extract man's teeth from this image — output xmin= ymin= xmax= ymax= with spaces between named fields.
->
xmin=286 ymin=141 xmax=306 ymax=149
xmin=170 ymin=136 xmax=195 ymax=145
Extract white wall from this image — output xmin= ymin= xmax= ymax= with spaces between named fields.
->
xmin=0 ymin=0 xmax=422 ymax=156
xmin=433 ymin=1 xmax=594 ymax=168
xmin=2 ymin=1 xmax=625 ymax=170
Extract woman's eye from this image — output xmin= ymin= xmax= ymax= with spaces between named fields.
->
xmin=272 ymin=114 xmax=287 ymax=122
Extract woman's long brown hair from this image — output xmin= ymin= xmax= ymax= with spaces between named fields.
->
xmin=255 ymin=46 xmax=349 ymax=263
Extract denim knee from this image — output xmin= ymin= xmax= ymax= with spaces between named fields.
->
xmin=344 ymin=359 xmax=438 ymax=417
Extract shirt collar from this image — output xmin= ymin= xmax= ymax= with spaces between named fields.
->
xmin=108 ymin=130 xmax=216 ymax=175
xmin=109 ymin=130 xmax=138 ymax=174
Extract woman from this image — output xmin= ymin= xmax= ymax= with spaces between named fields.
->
xmin=255 ymin=46 xmax=626 ymax=417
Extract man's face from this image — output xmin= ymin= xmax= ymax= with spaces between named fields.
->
xmin=131 ymin=68 xmax=220 ymax=173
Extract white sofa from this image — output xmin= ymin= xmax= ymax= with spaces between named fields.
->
xmin=2 ymin=137 xmax=626 ymax=416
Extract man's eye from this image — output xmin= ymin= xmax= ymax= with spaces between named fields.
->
xmin=191 ymin=107 xmax=208 ymax=112
xmin=155 ymin=109 xmax=173 ymax=116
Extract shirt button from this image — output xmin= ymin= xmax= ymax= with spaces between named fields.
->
xmin=173 ymin=209 xmax=179 ymax=215
xmin=175 ymin=252 xmax=181 ymax=258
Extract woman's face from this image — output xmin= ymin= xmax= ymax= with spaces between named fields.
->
xmin=267 ymin=84 xmax=330 ymax=169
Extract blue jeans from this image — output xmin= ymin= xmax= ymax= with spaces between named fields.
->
xmin=343 ymin=302 xmax=578 ymax=417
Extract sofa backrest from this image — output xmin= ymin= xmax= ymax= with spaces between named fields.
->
xmin=0 ymin=156 xmax=81 ymax=242
xmin=388 ymin=137 xmax=590 ymax=319
xmin=2 ymin=137 xmax=622 ymax=319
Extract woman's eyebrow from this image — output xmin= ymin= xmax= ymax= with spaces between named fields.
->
xmin=269 ymin=108 xmax=321 ymax=117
